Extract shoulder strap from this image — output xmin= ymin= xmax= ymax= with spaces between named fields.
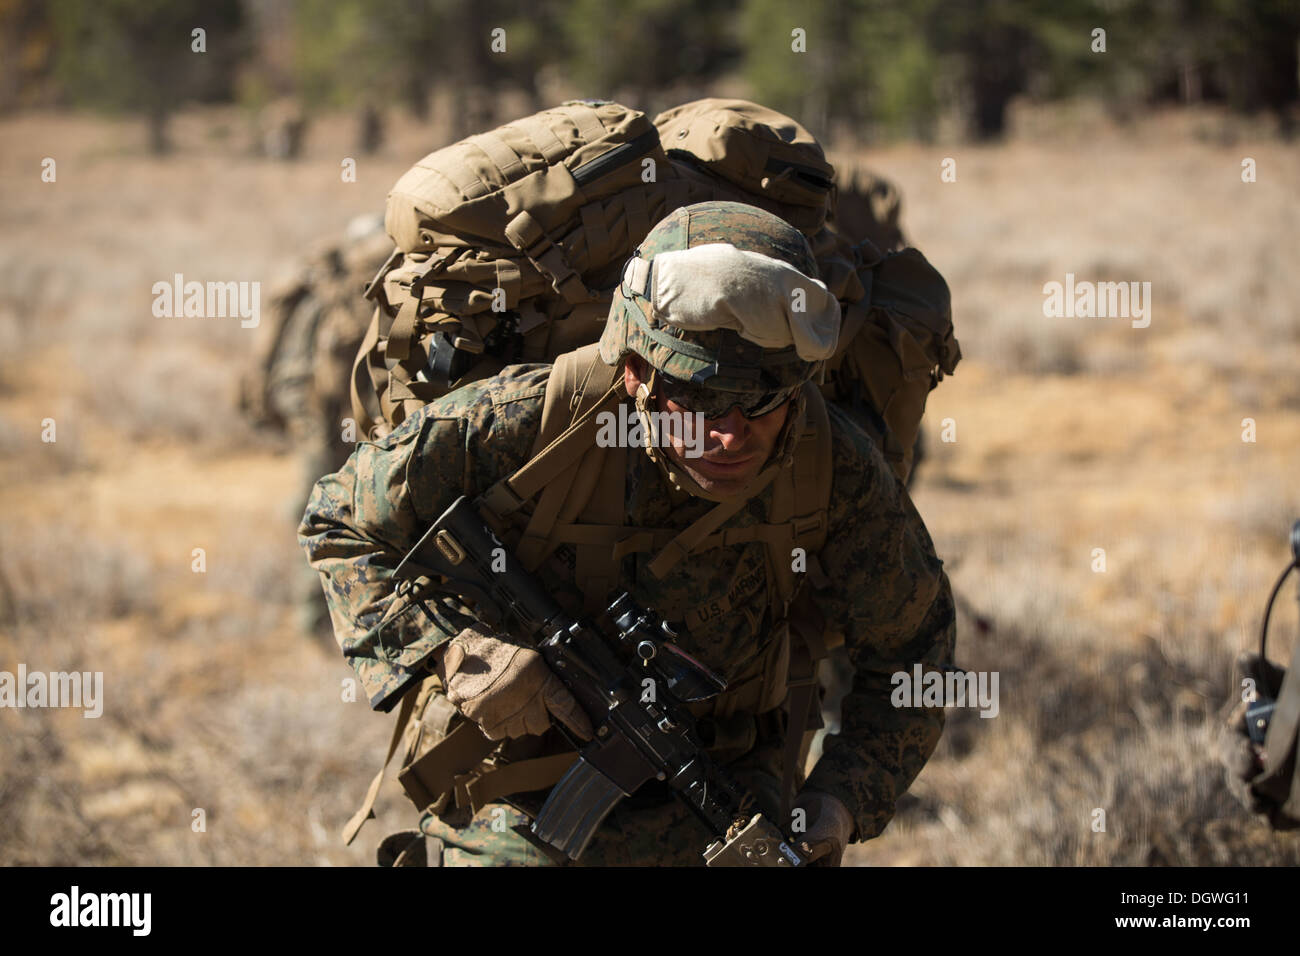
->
xmin=766 ymin=384 xmax=833 ymax=606
xmin=770 ymin=385 xmax=834 ymax=825
xmin=479 ymin=343 xmax=622 ymax=529
xmin=342 ymin=687 xmax=418 ymax=845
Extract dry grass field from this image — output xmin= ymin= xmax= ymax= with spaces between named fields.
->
xmin=1 ymin=102 xmax=1297 ymax=866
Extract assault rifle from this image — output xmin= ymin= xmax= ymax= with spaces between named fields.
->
xmin=393 ymin=494 xmax=807 ymax=867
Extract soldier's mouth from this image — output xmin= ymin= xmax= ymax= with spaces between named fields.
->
xmin=694 ymin=456 xmax=755 ymax=476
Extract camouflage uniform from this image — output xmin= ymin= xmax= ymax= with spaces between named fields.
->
xmin=300 ymin=204 xmax=956 ymax=866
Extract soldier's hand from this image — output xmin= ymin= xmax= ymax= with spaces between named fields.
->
xmin=793 ymin=790 xmax=854 ymax=867
xmin=434 ymin=626 xmax=594 ymax=743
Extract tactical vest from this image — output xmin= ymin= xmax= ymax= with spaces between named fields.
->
xmin=344 ymin=344 xmax=840 ymax=845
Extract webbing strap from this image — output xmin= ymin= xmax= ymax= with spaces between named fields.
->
xmin=516 ymin=115 xmax=569 ymax=163
xmin=470 ymin=132 xmax=525 ymax=180
xmin=515 ymin=458 xmax=583 ymax=570
xmin=350 ymin=306 xmax=385 ymax=440
xmin=386 ymin=295 xmax=420 ymax=362
xmin=767 ymin=469 xmax=799 ymax=605
xmin=511 ymin=347 xmax=623 ymax=571
xmin=612 ymin=529 xmax=667 ymax=560
xmin=482 ymin=380 xmax=624 ymax=518
xmin=397 ymin=718 xmax=497 ymax=812
xmin=342 ymin=689 xmax=417 ymax=845
xmin=503 ymin=210 xmax=592 ymax=305
xmin=766 ymin=386 xmax=834 ymax=824
xmin=579 ymin=201 xmax=612 ymax=266
xmin=765 ymin=386 xmax=832 ymax=603
xmin=625 ymin=186 xmax=651 ymax=244
xmin=780 ymin=648 xmax=818 ymax=825
xmin=573 ymin=443 xmax=624 ymax=614
xmin=561 ymin=102 xmax=607 ymax=144
xmin=458 ymin=753 xmax=581 ymax=812
xmin=646 ymin=465 xmax=781 ymax=580
xmin=495 ymin=260 xmax=521 ymax=308
xmin=438 ymin=157 xmax=490 ymax=201
xmin=554 ymin=521 xmax=821 ymax=562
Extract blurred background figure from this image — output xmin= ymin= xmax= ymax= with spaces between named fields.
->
xmin=240 ymin=213 xmax=391 ymax=640
xmin=256 ymin=95 xmax=309 ymax=159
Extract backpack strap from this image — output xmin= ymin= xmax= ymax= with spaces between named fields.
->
xmin=479 ymin=343 xmax=623 ymax=530
xmin=765 ymin=385 xmax=832 ymax=605
xmin=504 ymin=210 xmax=593 ymax=306
xmin=342 ymin=687 xmax=418 ymax=845
xmin=350 ymin=305 xmax=387 ymax=440
xmin=767 ymin=385 xmax=834 ymax=825
xmin=644 ymin=469 xmax=781 ymax=580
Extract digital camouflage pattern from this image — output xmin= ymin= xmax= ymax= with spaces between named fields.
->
xmin=300 ymin=354 xmax=957 ymax=859
xmin=392 ymin=752 xmax=791 ymax=866
xmin=419 ymin=790 xmax=745 ymax=866
xmin=600 ymin=202 xmax=827 ymax=393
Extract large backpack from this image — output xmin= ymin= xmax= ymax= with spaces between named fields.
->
xmin=348 ymin=97 xmax=958 ymax=486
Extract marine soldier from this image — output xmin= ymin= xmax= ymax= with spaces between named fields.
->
xmin=300 ymin=201 xmax=957 ymax=866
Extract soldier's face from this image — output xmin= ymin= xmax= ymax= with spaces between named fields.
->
xmin=624 ymin=357 xmax=790 ymax=496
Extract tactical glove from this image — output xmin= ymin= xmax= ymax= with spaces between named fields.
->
xmin=1219 ymin=651 xmax=1296 ymax=828
xmin=434 ymin=626 xmax=594 ymax=743
xmin=793 ymin=789 xmax=855 ymax=867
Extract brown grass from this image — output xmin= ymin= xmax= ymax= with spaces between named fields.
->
xmin=2 ymin=103 xmax=1298 ymax=866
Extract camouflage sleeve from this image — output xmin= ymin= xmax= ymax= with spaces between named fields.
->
xmin=803 ymin=401 xmax=957 ymax=841
xmin=297 ymin=365 xmax=551 ymax=711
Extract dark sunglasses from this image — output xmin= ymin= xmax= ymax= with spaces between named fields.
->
xmin=656 ymin=373 xmax=796 ymax=419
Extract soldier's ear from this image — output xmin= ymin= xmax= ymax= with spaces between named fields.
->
xmin=623 ymin=355 xmax=645 ymax=399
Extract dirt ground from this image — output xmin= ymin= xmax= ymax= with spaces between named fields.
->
xmin=1 ymin=103 xmax=1297 ymax=865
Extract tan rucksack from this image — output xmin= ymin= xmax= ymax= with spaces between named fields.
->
xmin=354 ymin=98 xmax=835 ymax=435
xmin=351 ymin=96 xmax=961 ymax=478
xmin=350 ymin=97 xmax=958 ymax=482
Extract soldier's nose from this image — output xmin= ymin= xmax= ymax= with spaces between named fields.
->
xmin=707 ymin=407 xmax=749 ymax=448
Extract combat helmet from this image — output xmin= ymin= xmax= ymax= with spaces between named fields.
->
xmin=599 ymin=200 xmax=842 ymax=501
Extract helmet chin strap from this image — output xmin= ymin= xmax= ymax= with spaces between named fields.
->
xmin=633 ymin=366 xmax=806 ymax=504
